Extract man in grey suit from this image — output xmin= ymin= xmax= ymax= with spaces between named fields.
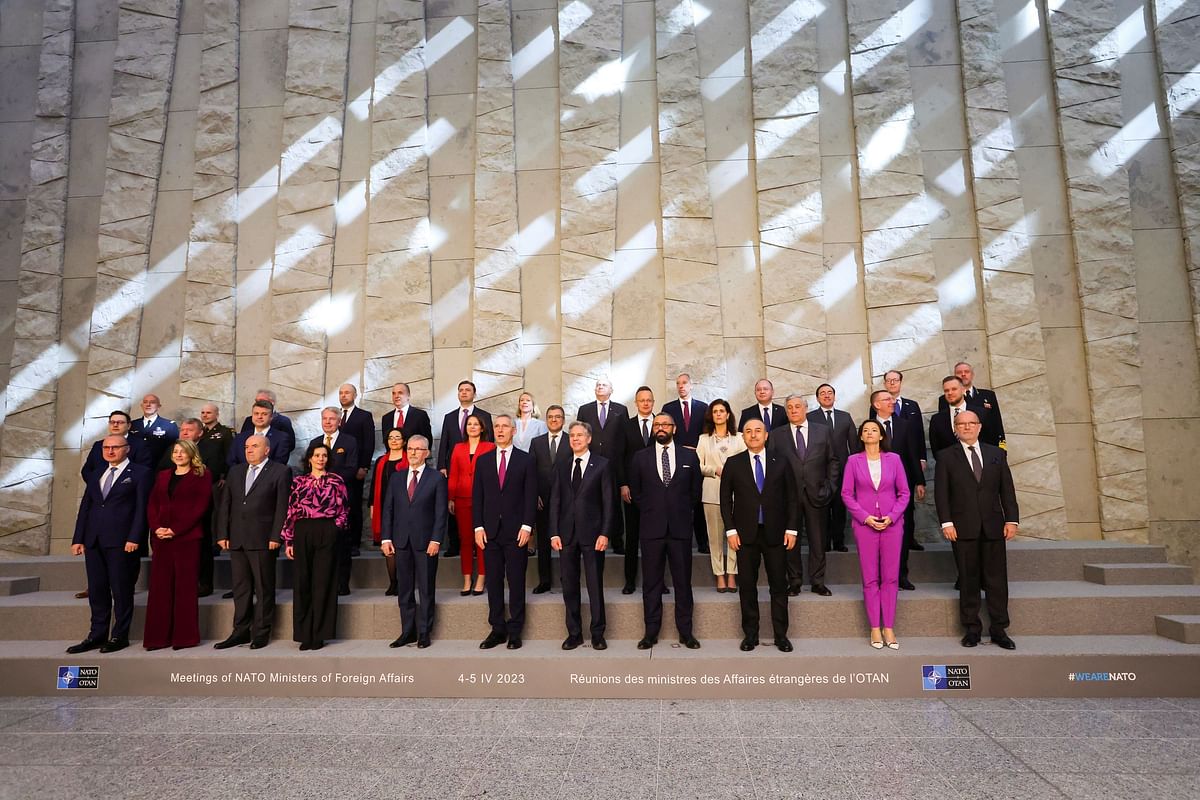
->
xmin=382 ymin=435 xmax=446 ymax=649
xmin=767 ymin=394 xmax=841 ymax=596
xmin=214 ymin=435 xmax=292 ymax=649
xmin=808 ymin=383 xmax=856 ymax=553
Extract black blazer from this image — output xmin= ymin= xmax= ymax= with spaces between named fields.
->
xmin=576 ymin=400 xmax=629 ymax=467
xmin=738 ymin=403 xmax=788 ymax=432
xmin=381 ymin=466 xmax=447 ymax=549
xmin=766 ymin=423 xmax=842 ymax=508
xmin=81 ymin=436 xmax=154 ymax=482
xmin=199 ymin=423 xmax=234 ymax=481
xmin=228 ymin=428 xmax=292 ymax=467
xmin=939 ymin=387 xmax=1005 ymax=445
xmin=309 ymin=433 xmax=359 ymax=485
xmin=807 ymin=407 xmax=856 ymax=462
xmin=215 ymin=460 xmax=292 ymax=549
xmin=239 ymin=413 xmax=296 ymax=457
xmin=619 ymin=415 xmax=656 ymax=487
xmin=628 ymin=444 xmax=703 ymax=540
xmin=339 ymin=407 xmax=376 ymax=470
xmin=381 ymin=406 xmax=434 ymax=449
xmin=549 ymin=454 xmax=614 ymax=548
xmin=874 ymin=415 xmax=925 ymax=487
xmin=529 ymin=431 xmax=570 ymax=503
xmin=933 ymin=442 xmax=1019 ymax=540
xmin=871 ymin=396 xmax=925 ymax=461
xmin=719 ymin=449 xmax=797 ymax=546
xmin=931 ymin=400 xmax=1002 ymax=449
xmin=662 ymin=398 xmax=708 ymax=448
xmin=130 ymin=416 xmax=179 ymax=467
xmin=471 ymin=446 xmax=538 ymax=543
xmin=72 ymin=462 xmax=153 ymax=549
xmin=436 ymin=406 xmax=492 ymax=472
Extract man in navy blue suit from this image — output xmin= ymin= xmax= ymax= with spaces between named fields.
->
xmin=473 ymin=414 xmax=538 ymax=650
xmin=68 ymin=435 xmax=153 ymax=654
xmin=238 ymin=388 xmax=297 ymax=457
xmin=381 ymin=435 xmax=446 ymax=649
xmin=311 ymin=407 xmax=360 ymax=595
xmin=337 ymin=383 xmax=376 ymax=557
xmin=130 ymin=393 xmax=179 ymax=467
xmin=549 ymin=421 xmax=614 ymax=650
xmin=871 ymin=389 xmax=926 ymax=590
xmin=229 ymin=400 xmax=292 ymax=466
xmin=662 ymin=373 xmax=710 ymax=554
xmin=628 ymin=413 xmax=704 ymax=650
xmin=81 ymin=411 xmax=154 ymax=481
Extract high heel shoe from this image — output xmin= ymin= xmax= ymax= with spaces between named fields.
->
xmin=460 ymin=589 xmax=471 ymax=596
xmin=870 ymin=633 xmax=884 ymax=649
xmin=885 ymin=639 xmax=900 ymax=650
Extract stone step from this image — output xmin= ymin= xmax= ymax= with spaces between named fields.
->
xmin=1155 ymin=615 xmax=1200 ymax=644
xmin=1083 ymin=563 xmax=1195 ymax=585
xmin=0 ymin=576 xmax=39 ymax=596
xmin=4 ymin=636 xmax=1196 ymax=699
xmin=5 ymin=580 xmax=1199 ymax=643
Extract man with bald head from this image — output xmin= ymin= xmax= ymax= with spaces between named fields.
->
xmin=131 ymin=393 xmax=179 ymax=467
xmin=337 ymin=383 xmax=376 ymax=558
xmin=198 ymin=404 xmax=234 ymax=473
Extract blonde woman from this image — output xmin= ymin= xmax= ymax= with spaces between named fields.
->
xmin=696 ymin=399 xmax=746 ymax=592
xmin=512 ymin=391 xmax=548 ymax=452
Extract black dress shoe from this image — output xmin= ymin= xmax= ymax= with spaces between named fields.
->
xmin=385 ymin=582 xmax=397 ymax=597
xmin=739 ymin=636 xmax=757 ymax=652
xmin=899 ymin=578 xmax=915 ymax=591
xmin=774 ymin=637 xmax=794 ymax=653
xmin=990 ymin=634 xmax=1016 ymax=650
xmin=197 ymin=587 xmax=213 ymax=598
xmin=679 ymin=635 xmax=701 ymax=649
xmin=811 ymin=584 xmax=832 ymax=597
xmin=954 ymin=579 xmax=961 ymax=591
xmin=299 ymin=642 xmax=311 ymax=651
xmin=591 ymin=637 xmax=607 ymax=650
xmin=99 ymin=638 xmax=129 ymax=654
xmin=621 ymin=584 xmax=635 ymax=595
xmin=479 ymin=631 xmax=507 ymax=649
xmin=214 ymin=634 xmax=250 ymax=649
xmin=506 ymin=637 xmax=522 ymax=650
xmin=562 ymin=636 xmax=583 ymax=650
xmin=961 ymin=632 xmax=981 ymax=647
xmin=417 ymin=635 xmax=431 ymax=648
xmin=309 ymin=640 xmax=324 ymax=651
xmin=637 ymin=637 xmax=656 ymax=650
xmin=910 ymin=542 xmax=925 ymax=551
xmin=834 ymin=546 xmax=849 ymax=553
xmin=337 ymin=588 xmax=351 ymax=597
xmin=532 ymin=583 xmax=551 ymax=594
xmin=390 ymin=632 xmax=417 ymax=648
xmin=787 ymin=585 xmax=802 ymax=597
xmin=222 ymin=590 xmax=234 ymax=599
xmin=350 ymin=547 xmax=360 ymax=557
xmin=249 ymin=637 xmax=269 ymax=650
xmin=66 ymin=638 xmax=104 ymax=654
xmin=74 ymin=589 xmax=89 ymax=599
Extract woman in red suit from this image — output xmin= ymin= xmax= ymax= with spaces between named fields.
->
xmin=841 ymin=419 xmax=910 ymax=651
xmin=447 ymin=414 xmax=494 ymax=595
xmin=370 ymin=428 xmax=409 ymax=596
xmin=144 ymin=440 xmax=213 ymax=650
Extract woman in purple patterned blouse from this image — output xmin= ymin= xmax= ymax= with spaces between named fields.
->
xmin=283 ymin=442 xmax=348 ymax=651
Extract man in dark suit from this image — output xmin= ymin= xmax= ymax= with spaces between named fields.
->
xmin=381 ymin=435 xmax=446 ymax=649
xmin=935 ymin=410 xmax=1019 ymax=649
xmin=871 ymin=390 xmax=926 ymax=590
xmin=662 ymin=373 xmax=709 ymax=553
xmin=437 ymin=379 xmax=491 ymax=559
xmin=529 ymin=404 xmax=569 ymax=593
xmin=940 ymin=362 xmax=1006 ymax=448
xmin=230 ymin=400 xmax=292 ymax=466
xmin=67 ymin=435 xmax=153 ymax=654
xmin=312 ymin=407 xmax=360 ymax=595
xmin=214 ymin=434 xmax=292 ymax=649
xmin=81 ymin=411 xmax=154 ymax=482
xmin=767 ymin=394 xmax=841 ymax=596
xmin=808 ymin=383 xmax=856 ymax=552
xmin=549 ymin=421 xmax=614 ymax=650
xmin=738 ymin=378 xmax=788 ymax=432
xmin=932 ymin=374 xmax=1002 ymax=451
xmin=337 ymin=383 xmax=376 ymax=557
xmin=381 ymin=381 xmax=434 ymax=445
xmin=238 ymin=388 xmax=296 ymax=458
xmin=576 ymin=377 xmax=628 ymax=553
xmin=473 ymin=414 xmax=538 ymax=650
xmin=618 ymin=386 xmax=657 ymax=594
xmin=130 ymin=393 xmax=179 ymax=467
xmin=628 ymin=413 xmax=704 ymax=649
xmin=198 ymin=404 xmax=234 ymax=477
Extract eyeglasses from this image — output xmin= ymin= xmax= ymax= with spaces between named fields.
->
xmin=406 ymin=446 xmax=428 ymax=453
xmin=954 ymin=421 xmax=981 ymax=428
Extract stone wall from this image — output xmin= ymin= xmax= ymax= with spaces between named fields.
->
xmin=0 ymin=0 xmax=1197 ymax=561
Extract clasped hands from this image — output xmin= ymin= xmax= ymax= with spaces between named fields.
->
xmin=864 ymin=515 xmax=892 ymax=532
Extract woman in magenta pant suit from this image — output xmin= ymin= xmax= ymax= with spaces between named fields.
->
xmin=841 ymin=419 xmax=911 ymax=650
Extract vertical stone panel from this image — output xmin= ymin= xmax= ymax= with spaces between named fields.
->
xmin=1046 ymin=0 xmax=1149 ymax=539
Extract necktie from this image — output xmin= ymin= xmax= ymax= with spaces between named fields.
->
xmin=397 ymin=408 xmax=405 ymax=428
xmin=794 ymin=426 xmax=807 ymax=459
xmin=825 ymin=410 xmax=833 ymax=426
xmin=102 ymin=466 xmax=118 ymax=499
xmin=682 ymin=401 xmax=690 ymax=430
xmin=953 ymin=408 xmax=961 ymax=438
xmin=341 ymin=409 xmax=348 ymax=426
xmin=754 ymin=454 xmax=765 ymax=524
xmin=550 ymin=435 xmax=558 ymax=459
xmin=885 ymin=419 xmax=892 ymax=442
xmin=245 ymin=463 xmax=259 ymax=494
xmin=969 ymin=445 xmax=983 ymax=482
xmin=572 ymin=457 xmax=582 ymax=491
xmin=660 ymin=446 xmax=672 ymax=487
xmin=498 ymin=449 xmax=507 ymax=489
xmin=599 ymin=402 xmax=607 ymax=429
xmin=461 ymin=408 xmax=468 ymax=435
xmin=408 ymin=470 xmax=418 ymax=500
xmin=325 ymin=434 xmax=332 ymax=449
xmin=641 ymin=419 xmax=649 ymax=445
xmin=762 ymin=406 xmax=770 ymax=427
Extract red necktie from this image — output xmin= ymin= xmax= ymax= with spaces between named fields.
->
xmin=498 ymin=449 xmax=507 ymax=489
xmin=397 ymin=408 xmax=405 ymax=428
xmin=682 ymin=401 xmax=690 ymax=429
xmin=408 ymin=471 xmax=417 ymax=500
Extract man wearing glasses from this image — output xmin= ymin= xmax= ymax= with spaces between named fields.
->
xmin=381 ymin=436 xmax=446 ymax=649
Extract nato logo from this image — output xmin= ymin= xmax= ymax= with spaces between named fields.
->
xmin=57 ymin=666 xmax=99 ymax=690
xmin=922 ymin=665 xmax=948 ymax=690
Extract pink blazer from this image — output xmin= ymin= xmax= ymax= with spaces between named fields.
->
xmin=841 ymin=452 xmax=911 ymax=526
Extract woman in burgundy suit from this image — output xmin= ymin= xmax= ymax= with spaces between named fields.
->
xmin=144 ymin=440 xmax=213 ymax=650
xmin=370 ymin=428 xmax=409 ymax=596
xmin=841 ymin=419 xmax=911 ymax=650
xmin=447 ymin=414 xmax=494 ymax=595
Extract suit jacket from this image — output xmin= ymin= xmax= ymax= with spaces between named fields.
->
xmin=472 ymin=446 xmax=538 ymax=543
xmin=436 ymin=406 xmax=492 ymax=472
xmin=530 ymin=431 xmax=570 ymax=503
xmin=73 ymin=461 xmax=153 ymax=549
xmin=147 ymin=469 xmax=213 ymax=545
xmin=939 ymin=386 xmax=1005 ymax=445
xmin=131 ymin=416 xmax=180 ymax=467
xmin=381 ymin=406 xmax=434 ymax=451
xmin=840 ymin=452 xmax=911 ymax=526
xmin=738 ymin=403 xmax=788 ymax=433
xmin=549 ymin=453 xmax=614 ymax=548
xmin=240 ymin=412 xmax=296 ymax=457
xmin=719 ymin=449 xmax=798 ymax=546
xmin=870 ymin=396 xmax=925 ymax=462
xmin=199 ymin=423 xmax=234 ymax=481
xmin=808 ymin=407 xmax=856 ymax=462
xmin=628 ymin=443 xmax=703 ymax=540
xmin=228 ymin=428 xmax=292 ymax=467
xmin=216 ymin=459 xmax=292 ymax=549
xmin=576 ymin=400 xmax=629 ymax=467
xmin=82 ymin=436 xmax=154 ymax=482
xmin=874 ymin=415 xmax=925 ymax=488
xmin=448 ymin=441 xmax=496 ymax=500
xmin=339 ymin=406 xmax=376 ymax=470
xmin=620 ymin=415 xmax=656 ymax=487
xmin=934 ymin=442 xmax=1019 ymax=540
xmin=662 ymin=397 xmax=708 ymax=448
xmin=309 ymin=432 xmax=359 ymax=485
xmin=930 ymin=402 xmax=1002 ymax=451
xmin=381 ymin=466 xmax=447 ymax=550
xmin=766 ymin=423 xmax=843 ymax=508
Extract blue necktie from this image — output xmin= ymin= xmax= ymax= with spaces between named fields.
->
xmin=795 ymin=426 xmax=806 ymax=459
xmin=754 ymin=454 xmax=764 ymax=524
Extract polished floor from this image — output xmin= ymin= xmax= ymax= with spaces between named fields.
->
xmin=0 ymin=695 xmax=1197 ymax=800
